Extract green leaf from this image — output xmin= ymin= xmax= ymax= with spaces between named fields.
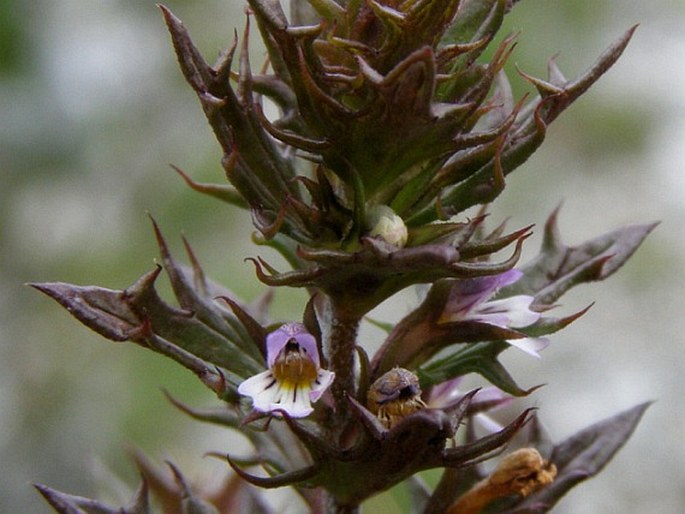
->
xmin=164 ymin=390 xmax=243 ymax=430
xmin=162 ymin=4 xmax=301 ymax=222
xmin=440 ymin=0 xmax=505 ymax=53
xmin=171 ymin=164 xmax=247 ymax=209
xmin=364 ymin=316 xmax=395 ymax=335
xmin=32 ymin=219 xmax=271 ymax=390
xmin=167 ymin=462 xmax=221 ymax=514
xmin=34 ymin=482 xmax=148 ymax=514
xmin=405 ymin=221 xmax=472 ymax=247
xmin=519 ymin=304 xmax=592 ymax=338
xmin=418 ymin=342 xmax=537 ymax=396
xmin=125 ymin=481 xmax=151 ymax=514
xmin=529 ymin=25 xmax=638 ymax=127
xmin=444 ymin=408 xmax=534 ymax=466
xmin=247 ymin=0 xmax=289 ymax=31
xmin=125 ymin=268 xmax=264 ymax=378
xmin=506 ymin=402 xmax=651 ymax=513
xmin=31 ymin=268 xmax=262 ymax=387
xmin=435 ymin=0 xmax=506 ymax=105
xmin=301 ymin=0 xmax=345 ymax=24
xmin=152 ymin=219 xmax=263 ymax=363
xmin=30 ymin=280 xmax=138 ymax=342
xmin=499 ymin=208 xmax=657 ymax=304
xmin=421 ymin=27 xmax=639 ymax=221
xmin=127 ymin=449 xmax=186 ymax=513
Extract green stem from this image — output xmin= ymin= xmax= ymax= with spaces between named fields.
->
xmin=321 ymin=301 xmax=362 ymax=513
xmin=326 ymin=300 xmax=361 ymax=426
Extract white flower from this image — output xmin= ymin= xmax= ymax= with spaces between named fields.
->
xmin=439 ymin=270 xmax=549 ymax=357
xmin=238 ymin=323 xmax=335 ymax=417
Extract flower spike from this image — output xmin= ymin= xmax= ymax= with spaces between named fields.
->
xmin=33 ymin=2 xmax=652 ymax=513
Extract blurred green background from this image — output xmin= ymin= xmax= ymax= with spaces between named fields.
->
xmin=2 ymin=0 xmax=684 ymax=512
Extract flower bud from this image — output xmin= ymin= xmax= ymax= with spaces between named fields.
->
xmin=367 ymin=367 xmax=426 ymax=428
xmin=366 ymin=205 xmax=408 ymax=247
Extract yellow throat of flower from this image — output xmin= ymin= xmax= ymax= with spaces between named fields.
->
xmin=272 ymin=344 xmax=318 ymax=386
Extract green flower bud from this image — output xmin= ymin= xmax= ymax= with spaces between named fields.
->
xmin=367 ymin=205 xmax=408 ymax=247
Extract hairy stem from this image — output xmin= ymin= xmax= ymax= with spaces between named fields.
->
xmin=323 ymin=299 xmax=361 ymax=514
xmin=320 ymin=299 xmax=363 ymax=513
xmin=326 ymin=300 xmax=361 ymax=424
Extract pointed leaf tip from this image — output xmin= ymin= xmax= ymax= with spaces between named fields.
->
xmin=126 ymin=478 xmax=151 ymax=514
xmin=170 ymin=164 xmax=247 ymax=208
xmin=35 ymin=483 xmax=122 ymax=514
xmin=505 ymin=213 xmax=656 ymax=305
xmin=165 ymin=460 xmax=221 ymax=513
xmin=34 ymin=484 xmax=82 ymax=514
xmin=30 ymin=280 xmax=142 ymax=342
xmin=226 ymin=454 xmax=320 ymax=489
xmin=512 ymin=402 xmax=651 ymax=512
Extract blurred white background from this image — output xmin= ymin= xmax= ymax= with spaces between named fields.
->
xmin=1 ymin=0 xmax=684 ymax=512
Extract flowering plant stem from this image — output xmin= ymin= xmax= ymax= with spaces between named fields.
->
xmin=30 ymin=1 xmax=656 ymax=512
xmin=326 ymin=301 xmax=361 ymax=433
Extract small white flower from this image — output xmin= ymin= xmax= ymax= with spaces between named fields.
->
xmin=439 ymin=270 xmax=549 ymax=357
xmin=238 ymin=323 xmax=335 ymax=417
